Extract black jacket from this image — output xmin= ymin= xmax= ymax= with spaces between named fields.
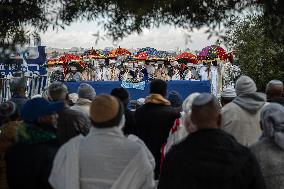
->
xmin=135 ymin=103 xmax=180 ymax=178
xmin=123 ymin=109 xmax=137 ymax=136
xmin=158 ymin=129 xmax=266 ymax=189
xmin=5 ymin=125 xmax=59 ymax=189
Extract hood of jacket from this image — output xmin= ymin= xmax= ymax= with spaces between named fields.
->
xmin=178 ymin=129 xmax=251 ymax=182
xmin=75 ymin=98 xmax=92 ymax=106
xmin=233 ymin=92 xmax=266 ymax=113
xmin=145 ymin=93 xmax=171 ymax=106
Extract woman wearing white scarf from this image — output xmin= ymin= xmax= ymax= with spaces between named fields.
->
xmin=161 ymin=93 xmax=200 ymax=161
xmin=49 ymin=95 xmax=155 ymax=189
xmin=251 ymin=103 xmax=284 ymax=189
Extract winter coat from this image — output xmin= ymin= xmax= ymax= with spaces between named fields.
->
xmin=135 ymin=94 xmax=180 ymax=178
xmin=123 ymin=109 xmax=137 ymax=136
xmin=70 ymin=98 xmax=92 ymax=116
xmin=221 ymin=92 xmax=267 ymax=146
xmin=268 ymin=97 xmax=284 ymax=107
xmin=0 ymin=121 xmax=22 ymax=189
xmin=57 ymin=106 xmax=91 ymax=145
xmin=251 ymin=139 xmax=284 ymax=189
xmin=158 ymin=129 xmax=266 ymax=189
xmin=10 ymin=94 xmax=28 ymax=115
xmin=5 ymin=124 xmax=59 ymax=189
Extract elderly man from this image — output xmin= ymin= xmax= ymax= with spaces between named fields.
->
xmin=6 ymin=98 xmax=64 ymax=189
xmin=71 ymin=83 xmax=96 ymax=116
xmin=49 ymin=95 xmax=155 ymax=189
xmin=266 ymin=80 xmax=284 ymax=106
xmin=221 ymin=76 xmax=267 ymax=146
xmin=158 ymin=93 xmax=266 ymax=189
xmin=48 ymin=82 xmax=91 ymax=145
xmin=251 ymin=103 xmax=284 ymax=189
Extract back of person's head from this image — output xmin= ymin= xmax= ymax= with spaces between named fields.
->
xmin=191 ymin=93 xmax=221 ymax=130
xmin=111 ymin=87 xmax=130 ymax=106
xmin=0 ymin=101 xmax=19 ymax=123
xmin=260 ymin=103 xmax=284 ymax=150
xmin=10 ymin=77 xmax=27 ymax=95
xmin=48 ymin=82 xmax=68 ymax=101
xmin=221 ymin=87 xmax=236 ymax=106
xmin=90 ymin=94 xmax=124 ymax=128
xmin=78 ymin=83 xmax=96 ymax=100
xmin=266 ymin=80 xmax=283 ymax=100
xmin=168 ymin=91 xmax=183 ymax=108
xmin=235 ymin=75 xmax=257 ymax=96
xmin=150 ymin=79 xmax=167 ymax=97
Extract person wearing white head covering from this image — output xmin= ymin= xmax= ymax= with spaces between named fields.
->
xmin=221 ymin=75 xmax=267 ymax=146
xmin=251 ymin=103 xmax=284 ymax=189
xmin=161 ymin=93 xmax=200 ymax=161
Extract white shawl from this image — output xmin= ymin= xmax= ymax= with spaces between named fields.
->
xmin=49 ymin=134 xmax=155 ymax=189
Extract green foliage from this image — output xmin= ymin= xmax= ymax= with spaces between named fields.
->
xmin=1 ymin=0 xmax=284 ymax=59
xmin=225 ymin=16 xmax=284 ymax=91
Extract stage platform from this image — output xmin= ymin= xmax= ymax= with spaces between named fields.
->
xmin=65 ymin=80 xmax=211 ymax=100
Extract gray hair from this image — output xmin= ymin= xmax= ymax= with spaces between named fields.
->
xmin=48 ymin=82 xmax=68 ymax=101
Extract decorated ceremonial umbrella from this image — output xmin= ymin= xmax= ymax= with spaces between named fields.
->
xmin=108 ymin=47 xmax=132 ymax=57
xmin=155 ymin=51 xmax=172 ymax=59
xmin=198 ymin=45 xmax=227 ymax=61
xmin=58 ymin=53 xmax=81 ymax=63
xmin=176 ymin=52 xmax=198 ymax=64
xmin=134 ymin=51 xmax=148 ymax=60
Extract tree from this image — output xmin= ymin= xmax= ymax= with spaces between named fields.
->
xmin=1 ymin=0 xmax=284 ymax=57
xmin=225 ymin=15 xmax=284 ymax=91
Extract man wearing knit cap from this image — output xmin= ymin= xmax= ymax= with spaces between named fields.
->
xmin=221 ymin=75 xmax=267 ymax=146
xmin=9 ymin=77 xmax=28 ymax=115
xmin=220 ymin=87 xmax=236 ymax=106
xmin=158 ymin=93 xmax=266 ymax=189
xmin=71 ymin=83 xmax=96 ymax=115
xmin=266 ymin=80 xmax=284 ymax=106
xmin=49 ymin=94 xmax=155 ymax=189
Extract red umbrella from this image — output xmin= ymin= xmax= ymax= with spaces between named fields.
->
xmin=134 ymin=51 xmax=148 ymax=60
xmin=58 ymin=54 xmax=81 ymax=62
xmin=108 ymin=47 xmax=132 ymax=57
xmin=176 ymin=52 xmax=198 ymax=64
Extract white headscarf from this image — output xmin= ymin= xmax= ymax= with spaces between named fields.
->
xmin=261 ymin=103 xmax=284 ymax=150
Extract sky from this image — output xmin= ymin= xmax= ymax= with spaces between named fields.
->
xmin=40 ymin=21 xmax=219 ymax=51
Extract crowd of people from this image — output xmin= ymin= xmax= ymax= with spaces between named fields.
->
xmin=0 ymin=75 xmax=284 ymax=189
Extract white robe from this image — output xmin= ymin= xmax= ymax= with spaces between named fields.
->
xmin=171 ymin=69 xmax=181 ymax=80
xmin=95 ymin=67 xmax=107 ymax=81
xmin=49 ymin=127 xmax=155 ymax=189
xmin=210 ymin=66 xmax=219 ymax=96
xmin=199 ymin=66 xmax=209 ymax=80
xmin=107 ymin=67 xmax=120 ymax=81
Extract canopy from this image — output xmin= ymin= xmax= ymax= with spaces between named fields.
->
xmin=198 ymin=45 xmax=227 ymax=61
xmin=176 ymin=52 xmax=198 ymax=64
xmin=109 ymin=47 xmax=132 ymax=57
